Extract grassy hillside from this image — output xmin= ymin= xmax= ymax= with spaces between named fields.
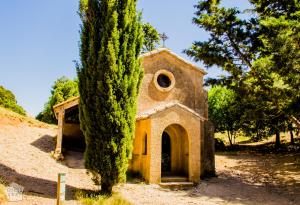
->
xmin=0 ymin=85 xmax=26 ymax=115
xmin=0 ymin=106 xmax=56 ymax=129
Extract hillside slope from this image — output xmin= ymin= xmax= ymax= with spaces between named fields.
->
xmin=0 ymin=107 xmax=298 ymax=205
xmin=0 ymin=107 xmax=94 ymax=205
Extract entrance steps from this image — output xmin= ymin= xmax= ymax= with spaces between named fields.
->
xmin=160 ymin=176 xmax=194 ymax=189
xmin=161 ymin=176 xmax=189 ymax=182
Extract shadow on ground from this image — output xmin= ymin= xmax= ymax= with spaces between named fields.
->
xmin=30 ymin=134 xmax=56 ymax=153
xmin=0 ymin=163 xmax=77 ymax=200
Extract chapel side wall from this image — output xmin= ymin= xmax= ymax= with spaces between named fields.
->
xmin=138 ymin=52 xmax=205 ymax=116
xmin=200 ymin=90 xmax=215 ymax=178
xmin=129 ymin=119 xmax=151 ymax=182
xmin=63 ymin=123 xmax=83 ymax=140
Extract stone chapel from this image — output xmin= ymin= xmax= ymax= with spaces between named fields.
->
xmin=53 ymin=48 xmax=215 ymax=184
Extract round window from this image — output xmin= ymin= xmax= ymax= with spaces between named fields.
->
xmin=153 ymin=70 xmax=175 ymax=92
xmin=157 ymin=74 xmax=171 ymax=88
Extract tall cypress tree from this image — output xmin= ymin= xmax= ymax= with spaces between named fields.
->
xmin=77 ymin=0 xmax=143 ymax=194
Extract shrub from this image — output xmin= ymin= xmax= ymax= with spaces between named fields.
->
xmin=215 ymin=138 xmax=226 ymax=151
xmin=0 ymin=85 xmax=26 ymax=115
xmin=76 ymin=190 xmax=132 ymax=205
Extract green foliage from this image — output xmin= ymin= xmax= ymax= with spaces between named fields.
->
xmin=142 ymin=23 xmax=160 ymax=53
xmin=208 ymin=86 xmax=241 ymax=145
xmin=185 ymin=0 xmax=259 ymax=78
xmin=36 ymin=76 xmax=79 ymax=124
xmin=0 ymin=85 xmax=26 ymax=115
xmin=252 ymin=0 xmax=300 ymax=121
xmin=77 ymin=0 xmax=143 ymax=194
xmin=186 ymin=0 xmax=300 ymax=144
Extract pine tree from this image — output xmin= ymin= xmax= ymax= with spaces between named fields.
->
xmin=185 ymin=0 xmax=299 ymax=144
xmin=77 ymin=0 xmax=143 ymax=194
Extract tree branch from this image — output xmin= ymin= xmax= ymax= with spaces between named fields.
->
xmin=226 ymin=33 xmax=252 ymax=69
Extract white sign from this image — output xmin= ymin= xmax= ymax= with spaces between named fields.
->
xmin=6 ymin=182 xmax=24 ymax=201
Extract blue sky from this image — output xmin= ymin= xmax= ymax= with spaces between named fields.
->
xmin=0 ymin=0 xmax=251 ymax=116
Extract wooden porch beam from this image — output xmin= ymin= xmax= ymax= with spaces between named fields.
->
xmin=53 ymin=108 xmax=65 ymax=160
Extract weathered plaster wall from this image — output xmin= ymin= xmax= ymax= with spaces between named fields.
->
xmin=129 ymin=119 xmax=151 ymax=182
xmin=201 ymin=121 xmax=215 ymax=177
xmin=63 ymin=123 xmax=83 ymax=140
xmin=138 ymin=51 xmax=207 ymax=117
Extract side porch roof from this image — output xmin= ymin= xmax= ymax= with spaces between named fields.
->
xmin=53 ymin=96 xmax=79 ymax=118
xmin=53 ymin=97 xmax=206 ymax=122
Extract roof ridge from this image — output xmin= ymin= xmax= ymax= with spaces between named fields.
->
xmin=136 ymin=101 xmax=206 ymax=121
xmin=140 ymin=48 xmax=206 ymax=75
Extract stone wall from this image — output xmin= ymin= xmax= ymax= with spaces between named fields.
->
xmin=149 ymin=106 xmax=201 ymax=183
xmin=201 ymin=120 xmax=215 ymax=178
xmin=129 ymin=119 xmax=151 ymax=182
xmin=139 ymin=51 xmax=207 ymax=117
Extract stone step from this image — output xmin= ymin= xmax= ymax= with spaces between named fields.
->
xmin=159 ymin=182 xmax=194 ymax=189
xmin=161 ymin=176 xmax=189 ymax=182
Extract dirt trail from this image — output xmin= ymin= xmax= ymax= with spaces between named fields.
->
xmin=0 ymin=108 xmax=299 ymax=205
xmin=0 ymin=109 xmax=96 ymax=205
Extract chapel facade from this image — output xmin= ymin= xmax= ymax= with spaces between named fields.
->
xmin=53 ymin=48 xmax=215 ymax=184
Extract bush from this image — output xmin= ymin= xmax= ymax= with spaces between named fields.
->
xmin=0 ymin=86 xmax=26 ymax=115
xmin=215 ymin=138 xmax=226 ymax=151
xmin=76 ymin=190 xmax=132 ymax=205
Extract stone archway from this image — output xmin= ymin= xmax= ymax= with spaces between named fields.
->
xmin=161 ymin=124 xmax=189 ymax=177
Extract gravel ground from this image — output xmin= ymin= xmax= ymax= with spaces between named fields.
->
xmin=0 ymin=110 xmax=299 ymax=205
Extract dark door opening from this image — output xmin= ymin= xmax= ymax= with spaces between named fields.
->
xmin=62 ymin=106 xmax=85 ymax=152
xmin=161 ymin=131 xmax=171 ymax=175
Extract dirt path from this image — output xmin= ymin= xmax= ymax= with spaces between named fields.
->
xmin=0 ymin=109 xmax=299 ymax=204
xmin=119 ymin=152 xmax=300 ymax=205
xmin=0 ymin=111 xmax=96 ymax=205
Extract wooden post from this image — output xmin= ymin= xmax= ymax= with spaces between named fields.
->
xmin=57 ymin=173 xmax=66 ymax=205
xmin=54 ymin=108 xmax=65 ymax=159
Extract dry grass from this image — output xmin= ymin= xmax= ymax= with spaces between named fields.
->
xmin=76 ymin=190 xmax=132 ymax=205
xmin=0 ymin=183 xmax=7 ymax=204
xmin=215 ymin=132 xmax=249 ymax=144
xmin=215 ymin=131 xmax=298 ymax=145
xmin=0 ymin=106 xmax=56 ymax=129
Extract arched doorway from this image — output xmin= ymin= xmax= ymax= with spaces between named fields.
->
xmin=161 ymin=124 xmax=189 ymax=177
xmin=161 ymin=132 xmax=171 ymax=174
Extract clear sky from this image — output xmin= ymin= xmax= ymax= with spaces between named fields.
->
xmin=0 ymin=0 xmax=251 ymax=116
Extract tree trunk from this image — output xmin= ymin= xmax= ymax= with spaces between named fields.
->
xmin=227 ymin=131 xmax=233 ymax=146
xmin=290 ymin=130 xmax=295 ymax=145
xmin=101 ymin=180 xmax=113 ymax=195
xmin=275 ymin=131 xmax=281 ymax=148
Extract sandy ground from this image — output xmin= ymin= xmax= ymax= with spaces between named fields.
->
xmin=0 ymin=110 xmax=96 ymax=205
xmin=119 ymin=152 xmax=300 ymax=205
xmin=0 ymin=109 xmax=299 ymax=204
